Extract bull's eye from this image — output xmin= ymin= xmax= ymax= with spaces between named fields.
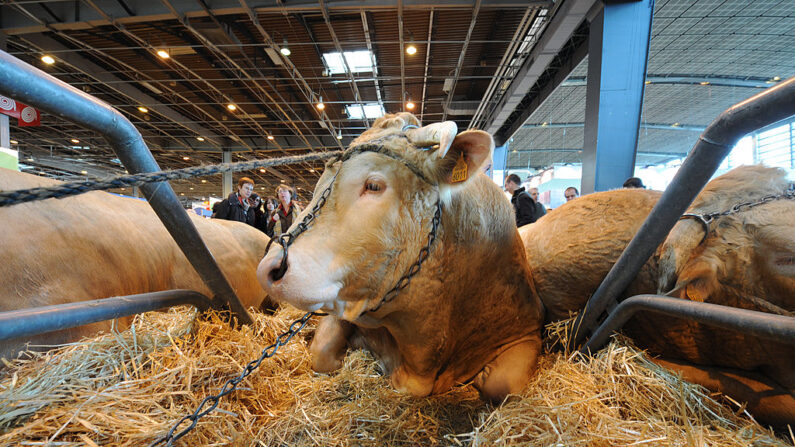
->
xmin=364 ymin=178 xmax=386 ymax=194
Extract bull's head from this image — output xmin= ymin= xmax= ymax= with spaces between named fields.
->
xmin=257 ymin=113 xmax=493 ymax=322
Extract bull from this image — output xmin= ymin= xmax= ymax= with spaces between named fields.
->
xmin=522 ymin=165 xmax=794 ymax=426
xmin=0 ymin=168 xmax=269 ymax=361
xmin=259 ymin=113 xmax=545 ymax=401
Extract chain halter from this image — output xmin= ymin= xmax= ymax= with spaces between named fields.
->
xmin=679 ymin=187 xmax=795 ymax=244
xmin=266 ymin=128 xmax=444 ymax=316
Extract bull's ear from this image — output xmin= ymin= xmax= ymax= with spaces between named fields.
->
xmin=434 ymin=130 xmax=494 ymax=185
xmin=667 ymin=261 xmax=719 ymax=302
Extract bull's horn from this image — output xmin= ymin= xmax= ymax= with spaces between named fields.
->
xmin=406 ymin=121 xmax=458 ymax=158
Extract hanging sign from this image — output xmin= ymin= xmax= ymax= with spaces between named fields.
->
xmin=0 ymin=95 xmax=41 ymax=127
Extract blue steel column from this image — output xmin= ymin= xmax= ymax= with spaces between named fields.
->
xmin=491 ymin=142 xmax=508 ymax=183
xmin=581 ymin=0 xmax=654 ymax=194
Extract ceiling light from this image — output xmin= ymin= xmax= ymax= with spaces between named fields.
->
xmin=405 ymin=101 xmax=415 ymax=110
xmin=541 ymin=122 xmax=548 ymax=127
xmin=180 ymin=193 xmax=185 ymax=196
xmin=157 ymin=50 xmax=170 ymax=59
xmin=41 ymin=55 xmax=55 ymax=65
xmin=183 ymin=156 xmax=190 ymax=160
xmin=27 ymin=157 xmax=33 ymax=161
xmin=267 ymin=135 xmax=275 ymax=140
xmin=316 ymin=100 xmax=325 ymax=111
xmin=201 ymin=179 xmax=207 ymax=183
xmin=10 ymin=140 xmax=18 ymax=145
xmin=260 ymin=187 xmax=265 ymax=190
xmin=309 ymin=168 xmax=315 ymax=173
xmin=280 ymin=38 xmax=291 ymax=56
xmin=671 ymin=122 xmax=680 ymax=127
xmin=71 ymin=139 xmax=80 ymax=143
xmin=80 ymin=170 xmax=87 ymax=174
xmin=196 ymin=137 xmax=205 ymax=141
xmin=699 ymin=81 xmax=710 ymax=85
xmin=772 ymin=76 xmax=781 ymax=81
xmin=138 ymin=106 xmax=149 ymax=113
xmin=336 ymin=130 xmax=343 ymax=140
xmin=280 ymin=179 xmax=285 ymax=183
xmin=644 ymin=80 xmax=651 ymax=85
xmin=259 ymin=169 xmax=266 ymax=173
xmin=227 ymin=103 xmax=237 ymax=111
xmin=190 ymin=187 xmax=194 ymax=190
xmin=405 ymin=44 xmax=417 ymax=55
xmin=120 ymin=188 xmax=125 ymax=191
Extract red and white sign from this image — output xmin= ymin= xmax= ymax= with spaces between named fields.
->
xmin=0 ymin=95 xmax=41 ymax=126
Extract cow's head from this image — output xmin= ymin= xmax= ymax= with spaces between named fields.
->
xmin=258 ymin=113 xmax=493 ymax=321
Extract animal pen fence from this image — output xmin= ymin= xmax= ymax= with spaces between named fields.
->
xmin=0 ymin=49 xmax=794 ymax=445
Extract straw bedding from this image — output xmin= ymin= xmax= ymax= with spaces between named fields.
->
xmin=0 ymin=306 xmax=791 ymax=446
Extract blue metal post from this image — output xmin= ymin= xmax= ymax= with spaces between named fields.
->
xmin=581 ymin=0 xmax=654 ymax=194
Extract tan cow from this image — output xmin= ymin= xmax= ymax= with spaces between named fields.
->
xmin=0 ymin=168 xmax=269 ymax=361
xmin=258 ymin=113 xmax=545 ymax=402
xmin=522 ymin=165 xmax=794 ymax=425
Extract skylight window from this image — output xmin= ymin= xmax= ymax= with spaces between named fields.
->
xmin=345 ymin=103 xmax=385 ymax=120
xmin=323 ymin=51 xmax=375 ymax=75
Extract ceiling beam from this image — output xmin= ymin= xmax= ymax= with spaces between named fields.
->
xmin=522 ymin=122 xmax=706 ymax=132
xmin=482 ymin=0 xmax=597 ymax=137
xmin=0 ymin=0 xmax=552 ymax=35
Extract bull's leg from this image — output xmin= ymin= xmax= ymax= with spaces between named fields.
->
xmin=309 ymin=316 xmax=353 ymax=373
xmin=473 ymin=334 xmax=542 ymax=403
xmin=653 ymin=358 xmax=795 ymax=427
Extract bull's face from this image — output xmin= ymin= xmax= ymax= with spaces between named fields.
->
xmin=258 ymin=113 xmax=493 ymax=322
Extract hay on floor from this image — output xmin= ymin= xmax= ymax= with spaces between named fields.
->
xmin=0 ymin=306 xmax=790 ymax=446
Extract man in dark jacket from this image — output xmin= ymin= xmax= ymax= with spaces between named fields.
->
xmin=504 ymin=173 xmax=537 ymax=227
xmin=212 ymin=177 xmax=256 ymax=226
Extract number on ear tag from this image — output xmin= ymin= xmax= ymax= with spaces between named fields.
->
xmin=450 ymin=153 xmax=468 ymax=183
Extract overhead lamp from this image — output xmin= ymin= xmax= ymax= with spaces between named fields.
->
xmin=309 ymin=168 xmax=315 ymax=173
xmin=201 ymin=179 xmax=207 ymax=183
xmin=10 ymin=140 xmax=19 ymax=145
xmin=699 ymin=81 xmax=710 ymax=85
xmin=267 ymin=135 xmax=275 ymax=140
xmin=196 ymin=136 xmax=205 ymax=141
xmin=41 ymin=55 xmax=55 ymax=65
xmin=80 ymin=170 xmax=88 ymax=174
xmin=280 ymin=38 xmax=291 ymax=56
xmin=644 ymin=80 xmax=651 ymax=85
xmin=280 ymin=179 xmax=285 ymax=183
xmin=71 ymin=138 xmax=80 ymax=143
xmin=772 ymin=76 xmax=781 ymax=81
xmin=189 ymin=187 xmax=194 ymax=190
xmin=260 ymin=169 xmax=266 ymax=173
xmin=227 ymin=103 xmax=237 ymax=111
xmin=405 ymin=44 xmax=417 ymax=55
xmin=671 ymin=122 xmax=680 ymax=127
xmin=182 ymin=156 xmax=190 ymax=160
xmin=405 ymin=101 xmax=415 ymax=110
xmin=157 ymin=50 xmax=170 ymax=59
xmin=316 ymin=97 xmax=326 ymax=111
xmin=138 ymin=106 xmax=149 ymax=113
xmin=260 ymin=187 xmax=265 ymax=190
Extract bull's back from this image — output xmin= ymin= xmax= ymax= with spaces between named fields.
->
xmin=520 ymin=189 xmax=662 ymax=321
xmin=0 ymin=168 xmax=267 ymax=359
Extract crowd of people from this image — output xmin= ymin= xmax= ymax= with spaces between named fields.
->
xmin=504 ymin=173 xmax=644 ymax=228
xmin=211 ymin=176 xmax=302 ymax=238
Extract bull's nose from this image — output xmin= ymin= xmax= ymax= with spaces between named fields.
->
xmin=257 ymin=246 xmax=289 ymax=289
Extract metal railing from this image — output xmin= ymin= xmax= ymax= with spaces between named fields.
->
xmin=0 ymin=50 xmax=253 ymax=326
xmin=570 ymin=76 xmax=795 ymax=351
xmin=0 ymin=290 xmax=212 ymax=342
xmin=581 ymin=295 xmax=795 ymax=353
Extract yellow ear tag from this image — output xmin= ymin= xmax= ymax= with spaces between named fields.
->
xmin=450 ymin=153 xmax=468 ymax=183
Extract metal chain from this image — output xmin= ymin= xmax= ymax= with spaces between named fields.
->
xmin=680 ymin=190 xmax=795 ymax=243
xmin=0 ymin=151 xmax=342 ymax=208
xmin=150 ymin=311 xmax=317 ymax=447
xmin=366 ymin=199 xmax=443 ymax=315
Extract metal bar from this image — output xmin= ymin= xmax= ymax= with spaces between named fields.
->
xmin=569 ymin=75 xmax=795 ymax=351
xmin=441 ymin=0 xmax=481 ymax=122
xmin=581 ymin=295 xmax=795 ymax=353
xmin=0 ymin=49 xmax=254 ymax=325
xmin=0 ymin=290 xmax=212 ymax=342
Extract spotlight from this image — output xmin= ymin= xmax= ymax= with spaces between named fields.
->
xmin=138 ymin=106 xmax=149 ymax=113
xmin=41 ymin=55 xmax=55 ymax=65
xmin=405 ymin=45 xmax=417 ymax=55
xmin=183 ymin=156 xmax=190 ymax=160
xmin=227 ymin=103 xmax=237 ymax=111
xmin=316 ymin=101 xmax=325 ymax=111
xmin=71 ymin=139 xmax=80 ymax=143
xmin=267 ymin=135 xmax=275 ymax=140
xmin=405 ymin=101 xmax=415 ymax=110
xmin=197 ymin=137 xmax=205 ymax=141
xmin=157 ymin=50 xmax=170 ymax=59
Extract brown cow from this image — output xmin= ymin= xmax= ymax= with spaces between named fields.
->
xmin=522 ymin=165 xmax=794 ymax=425
xmin=0 ymin=168 xmax=269 ymax=361
xmin=258 ymin=113 xmax=545 ymax=402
